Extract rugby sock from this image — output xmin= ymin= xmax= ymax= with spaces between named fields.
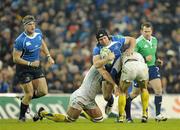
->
xmin=107 ymin=95 xmax=114 ymax=107
xmin=19 ymin=102 xmax=29 ymax=119
xmin=80 ymin=110 xmax=92 ymax=120
xmin=125 ymin=96 xmax=132 ymax=119
xmin=40 ymin=111 xmax=66 ymax=122
xmin=141 ymin=90 xmax=149 ymax=116
xmin=118 ymin=94 xmax=126 ymax=116
xmin=154 ymin=95 xmax=162 ymax=116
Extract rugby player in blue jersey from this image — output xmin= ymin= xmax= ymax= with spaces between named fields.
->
xmin=93 ymin=29 xmax=135 ymax=115
xmin=13 ymin=15 xmax=54 ymax=122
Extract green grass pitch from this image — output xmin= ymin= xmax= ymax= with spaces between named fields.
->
xmin=0 ymin=118 xmax=179 ymax=130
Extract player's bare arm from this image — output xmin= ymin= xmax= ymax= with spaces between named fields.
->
xmin=93 ymin=53 xmax=115 ymax=68
xmin=41 ymin=39 xmax=55 ymax=65
xmin=96 ymin=66 xmax=117 ymax=88
xmin=124 ymin=36 xmax=136 ymax=55
xmin=13 ymin=48 xmax=39 ymax=67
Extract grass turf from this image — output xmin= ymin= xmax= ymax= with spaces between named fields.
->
xmin=0 ymin=118 xmax=179 ymax=130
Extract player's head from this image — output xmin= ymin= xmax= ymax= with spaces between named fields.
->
xmin=141 ymin=22 xmax=153 ymax=40
xmin=96 ymin=29 xmax=110 ymax=46
xmin=22 ymin=15 xmax=36 ymax=34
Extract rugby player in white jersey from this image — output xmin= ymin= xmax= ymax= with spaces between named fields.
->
xmin=117 ymin=52 xmax=149 ymax=123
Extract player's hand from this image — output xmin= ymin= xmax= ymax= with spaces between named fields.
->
xmin=106 ymin=52 xmax=115 ymax=61
xmin=31 ymin=61 xmax=40 ymax=67
xmin=145 ymin=55 xmax=152 ymax=62
xmin=125 ymin=48 xmax=133 ymax=56
xmin=156 ymin=58 xmax=163 ymax=66
xmin=114 ymin=84 xmax=120 ymax=97
xmin=47 ymin=56 xmax=55 ymax=66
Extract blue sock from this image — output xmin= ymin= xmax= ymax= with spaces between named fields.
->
xmin=125 ymin=97 xmax=132 ymax=119
xmin=154 ymin=96 xmax=162 ymax=116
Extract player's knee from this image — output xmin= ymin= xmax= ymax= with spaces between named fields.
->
xmin=25 ymin=93 xmax=33 ymax=100
xmin=91 ymin=116 xmax=104 ymax=123
xmin=38 ymin=89 xmax=48 ymax=97
xmin=154 ymin=89 xmax=162 ymax=96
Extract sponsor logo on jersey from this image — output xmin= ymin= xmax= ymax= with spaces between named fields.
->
xmin=25 ymin=41 xmax=31 ymax=46
xmin=144 ymin=44 xmax=148 ymax=48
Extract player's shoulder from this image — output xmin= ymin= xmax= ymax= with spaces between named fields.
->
xmin=111 ymin=35 xmax=125 ymax=42
xmin=93 ymin=43 xmax=102 ymax=55
xmin=151 ymin=36 xmax=157 ymax=41
xmin=15 ymin=32 xmax=26 ymax=43
xmin=136 ymin=35 xmax=143 ymax=43
xmin=35 ymin=28 xmax=42 ymax=34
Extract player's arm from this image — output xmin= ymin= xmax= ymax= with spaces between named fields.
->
xmin=124 ymin=36 xmax=136 ymax=55
xmin=93 ymin=55 xmax=117 ymax=88
xmin=13 ymin=48 xmax=39 ymax=67
xmin=96 ymin=66 xmax=117 ymax=88
xmin=93 ymin=53 xmax=114 ymax=68
xmin=41 ymin=39 xmax=54 ymax=65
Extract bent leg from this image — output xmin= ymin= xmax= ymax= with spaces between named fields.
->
xmin=32 ymin=77 xmax=48 ymax=99
xmin=85 ymin=107 xmax=103 ymax=122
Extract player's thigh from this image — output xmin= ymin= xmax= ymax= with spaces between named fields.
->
xmin=149 ymin=78 xmax=162 ymax=93
xmin=120 ymin=80 xmax=131 ymax=92
xmin=85 ymin=106 xmax=103 ymax=119
xmin=21 ymin=82 xmax=34 ymax=97
xmin=32 ymin=77 xmax=48 ymax=95
xmin=136 ymin=80 xmax=148 ymax=89
xmin=66 ymin=106 xmax=82 ymax=120
xmin=102 ymin=81 xmax=113 ymax=99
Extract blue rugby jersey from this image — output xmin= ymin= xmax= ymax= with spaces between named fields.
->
xmin=14 ymin=29 xmax=43 ymax=62
xmin=93 ymin=35 xmax=125 ymax=72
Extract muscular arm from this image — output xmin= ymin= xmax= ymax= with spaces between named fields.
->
xmin=41 ymin=39 xmax=55 ymax=65
xmin=124 ymin=36 xmax=136 ymax=54
xmin=93 ymin=55 xmax=116 ymax=87
xmin=97 ymin=67 xmax=116 ymax=87
xmin=93 ymin=52 xmax=115 ymax=68
xmin=93 ymin=55 xmax=109 ymax=68
xmin=41 ymin=39 xmax=51 ymax=57
xmin=13 ymin=49 xmax=40 ymax=67
xmin=13 ymin=48 xmax=29 ymax=66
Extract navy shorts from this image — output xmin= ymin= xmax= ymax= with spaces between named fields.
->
xmin=134 ymin=65 xmax=161 ymax=88
xmin=15 ymin=64 xmax=45 ymax=84
xmin=148 ymin=65 xmax=161 ymax=81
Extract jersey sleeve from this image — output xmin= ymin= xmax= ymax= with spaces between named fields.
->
xmin=112 ymin=35 xmax=125 ymax=46
xmin=92 ymin=47 xmax=100 ymax=56
xmin=35 ymin=28 xmax=43 ymax=36
xmin=14 ymin=39 xmax=24 ymax=51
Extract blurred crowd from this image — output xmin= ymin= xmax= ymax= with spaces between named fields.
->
xmin=0 ymin=0 xmax=179 ymax=94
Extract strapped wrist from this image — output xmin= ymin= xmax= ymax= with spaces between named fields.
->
xmin=28 ymin=62 xmax=32 ymax=66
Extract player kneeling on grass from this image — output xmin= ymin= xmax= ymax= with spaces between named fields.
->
xmin=33 ymin=66 xmax=106 ymax=123
xmin=116 ymin=52 xmax=149 ymax=123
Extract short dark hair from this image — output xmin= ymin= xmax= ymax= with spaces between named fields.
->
xmin=141 ymin=22 xmax=153 ymax=30
xmin=96 ymin=29 xmax=109 ymax=40
xmin=22 ymin=15 xmax=35 ymax=25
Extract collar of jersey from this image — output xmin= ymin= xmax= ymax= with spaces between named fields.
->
xmin=23 ymin=32 xmax=39 ymax=39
